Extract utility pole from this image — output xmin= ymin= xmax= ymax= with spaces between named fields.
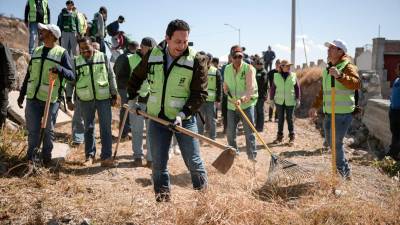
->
xmin=224 ymin=23 xmax=241 ymax=46
xmin=302 ymin=37 xmax=308 ymax=66
xmin=291 ymin=0 xmax=296 ymax=69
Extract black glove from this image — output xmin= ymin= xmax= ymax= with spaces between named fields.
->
xmin=50 ymin=65 xmax=62 ymax=74
xmin=17 ymin=95 xmax=24 ymax=108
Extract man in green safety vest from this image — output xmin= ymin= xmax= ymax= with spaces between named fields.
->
xmin=24 ymin=0 xmax=50 ymax=55
xmin=127 ymin=19 xmax=208 ymax=202
xmin=70 ymin=37 xmax=119 ymax=167
xmin=309 ymin=39 xmax=360 ymax=179
xmin=17 ymin=23 xmax=75 ymax=166
xmin=223 ymin=45 xmax=258 ymax=161
xmin=127 ymin=37 xmax=157 ymax=167
xmin=196 ymin=52 xmax=222 ymax=140
xmin=57 ymin=0 xmax=80 ymax=57
xmin=270 ymin=59 xmax=301 ymax=146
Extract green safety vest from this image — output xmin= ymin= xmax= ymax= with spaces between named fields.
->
xmin=77 ymin=12 xmax=87 ymax=36
xmin=273 ymin=72 xmax=297 ymax=106
xmin=206 ymin=66 xmax=218 ymax=102
xmin=224 ymin=62 xmax=258 ymax=110
xmin=28 ymin=0 xmax=49 ymax=23
xmin=128 ymin=53 xmax=150 ymax=98
xmin=74 ymin=50 xmax=110 ymax=101
xmin=62 ymin=10 xmax=78 ymax=32
xmin=322 ymin=60 xmax=355 ymax=114
xmin=27 ymin=45 xmax=66 ymax=103
xmin=146 ymin=47 xmax=197 ymax=120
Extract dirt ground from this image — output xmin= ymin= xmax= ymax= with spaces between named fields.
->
xmin=1 ymin=107 xmax=399 ymax=225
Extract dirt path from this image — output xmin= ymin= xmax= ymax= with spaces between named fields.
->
xmin=1 ymin=113 xmax=399 ymax=224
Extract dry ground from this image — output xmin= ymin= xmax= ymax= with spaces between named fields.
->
xmin=1 ymin=108 xmax=399 ymax=225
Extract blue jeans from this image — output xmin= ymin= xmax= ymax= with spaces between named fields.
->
xmin=148 ymin=116 xmax=207 ymax=194
xmin=25 ymin=99 xmax=60 ymax=161
xmin=72 ymin=99 xmax=84 ymax=143
xmin=227 ymin=106 xmax=257 ymax=159
xmin=276 ymin=104 xmax=295 ymax=137
xmin=96 ymin=37 xmax=106 ymax=54
xmin=129 ymin=99 xmax=151 ymax=161
xmin=255 ymin=98 xmax=265 ymax=132
xmin=118 ymin=89 xmax=130 ymax=137
xmin=323 ymin=113 xmax=352 ymax=177
xmin=28 ymin=23 xmax=42 ymax=55
xmin=196 ymin=102 xmax=216 ymax=140
xmin=79 ymin=99 xmax=112 ymax=160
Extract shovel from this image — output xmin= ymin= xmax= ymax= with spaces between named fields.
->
xmin=122 ymin=104 xmax=237 ymax=174
xmin=32 ymin=71 xmax=58 ymax=166
xmin=329 ymin=64 xmax=338 ymax=182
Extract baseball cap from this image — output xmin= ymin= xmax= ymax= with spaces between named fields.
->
xmin=280 ymin=59 xmax=293 ymax=67
xmin=230 ymin=45 xmax=243 ymax=57
xmin=324 ymin=39 xmax=348 ymax=53
xmin=38 ymin=23 xmax=61 ymax=39
xmin=141 ymin=37 xmax=156 ymax=48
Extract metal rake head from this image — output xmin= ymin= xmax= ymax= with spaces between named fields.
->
xmin=267 ymin=154 xmax=313 ymax=184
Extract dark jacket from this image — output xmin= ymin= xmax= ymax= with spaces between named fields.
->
xmin=263 ymin=50 xmax=275 ymax=63
xmin=57 ymin=8 xmax=80 ymax=33
xmin=127 ymin=41 xmax=208 ymax=119
xmin=0 ymin=42 xmax=16 ymax=91
xmin=113 ymin=50 xmax=132 ymax=90
xmin=256 ymin=68 xmax=268 ymax=99
xmin=24 ymin=0 xmax=51 ymax=24
xmin=214 ymin=68 xmax=223 ymax=102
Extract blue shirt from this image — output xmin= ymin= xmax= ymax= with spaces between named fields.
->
xmin=391 ymin=77 xmax=400 ymax=109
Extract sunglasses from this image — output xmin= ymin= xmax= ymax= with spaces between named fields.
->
xmin=233 ymin=55 xmax=243 ymax=59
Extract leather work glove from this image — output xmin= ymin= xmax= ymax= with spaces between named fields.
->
xmin=174 ymin=112 xmax=186 ymax=127
xmin=296 ymin=99 xmax=301 ymax=109
xmin=17 ymin=95 xmax=24 ymax=109
xmin=111 ymin=94 xmax=118 ymax=106
xmin=50 ymin=65 xmax=63 ymax=74
xmin=328 ymin=67 xmax=343 ymax=79
xmin=128 ymin=100 xmax=141 ymax=115
xmin=270 ymin=100 xmax=275 ymax=108
xmin=66 ymin=98 xmax=75 ymax=111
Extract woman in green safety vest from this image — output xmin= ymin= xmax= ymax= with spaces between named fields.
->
xmin=309 ymin=39 xmax=360 ymax=179
xmin=270 ymin=59 xmax=301 ymax=146
xmin=127 ymin=19 xmax=208 ymax=202
xmin=223 ymin=45 xmax=258 ymax=161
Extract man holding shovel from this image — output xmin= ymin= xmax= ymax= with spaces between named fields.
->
xmin=127 ymin=19 xmax=208 ymax=202
xmin=309 ymin=39 xmax=360 ymax=179
xmin=18 ymin=23 xmax=75 ymax=166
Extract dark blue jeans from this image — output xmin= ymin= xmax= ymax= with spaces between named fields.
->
xmin=148 ymin=116 xmax=207 ymax=195
xmin=323 ymin=113 xmax=352 ymax=177
xmin=196 ymin=102 xmax=217 ymax=140
xmin=25 ymin=99 xmax=60 ymax=161
xmin=255 ymin=98 xmax=265 ymax=132
xmin=388 ymin=109 xmax=400 ymax=157
xmin=79 ymin=99 xmax=112 ymax=160
xmin=276 ymin=104 xmax=295 ymax=137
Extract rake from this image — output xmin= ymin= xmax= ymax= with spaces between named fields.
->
xmin=226 ymin=92 xmax=312 ymax=183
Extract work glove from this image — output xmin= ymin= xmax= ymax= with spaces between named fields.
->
xmin=270 ymin=100 xmax=275 ymax=108
xmin=17 ymin=95 xmax=24 ymax=109
xmin=128 ymin=100 xmax=141 ymax=115
xmin=328 ymin=67 xmax=343 ymax=79
xmin=50 ymin=65 xmax=63 ymax=74
xmin=174 ymin=112 xmax=186 ymax=127
xmin=66 ymin=97 xmax=75 ymax=111
xmin=296 ymin=99 xmax=301 ymax=109
xmin=111 ymin=94 xmax=118 ymax=106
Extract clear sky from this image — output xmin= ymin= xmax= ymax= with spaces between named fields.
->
xmin=1 ymin=0 xmax=399 ymax=65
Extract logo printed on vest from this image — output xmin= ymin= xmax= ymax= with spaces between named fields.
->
xmin=178 ymin=78 xmax=186 ymax=87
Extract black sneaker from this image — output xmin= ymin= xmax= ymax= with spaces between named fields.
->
xmin=272 ymin=137 xmax=283 ymax=144
xmin=155 ymin=192 xmax=171 ymax=202
xmin=132 ymin=158 xmax=143 ymax=167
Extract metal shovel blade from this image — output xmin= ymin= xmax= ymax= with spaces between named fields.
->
xmin=211 ymin=148 xmax=236 ymax=174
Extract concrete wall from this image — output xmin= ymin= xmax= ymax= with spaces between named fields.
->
xmin=356 ymin=50 xmax=372 ymax=71
xmin=362 ymin=99 xmax=391 ymax=148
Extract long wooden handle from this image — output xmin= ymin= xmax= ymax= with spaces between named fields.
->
xmin=331 ymin=87 xmax=337 ymax=176
xmin=226 ymin=91 xmax=274 ymax=156
xmin=123 ymin=104 xmax=234 ymax=151
xmin=113 ymin=105 xmax=130 ymax=159
xmin=41 ymin=72 xmax=57 ymax=129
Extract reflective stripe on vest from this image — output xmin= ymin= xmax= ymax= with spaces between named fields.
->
xmin=62 ymin=11 xmax=78 ymax=32
xmin=28 ymin=0 xmax=49 ymax=23
xmin=273 ymin=72 xmax=297 ymax=106
xmin=146 ymin=47 xmax=196 ymax=120
xmin=74 ymin=50 xmax=110 ymax=101
xmin=27 ymin=45 xmax=66 ymax=103
xmin=224 ymin=62 xmax=258 ymax=110
xmin=128 ymin=53 xmax=150 ymax=98
xmin=206 ymin=66 xmax=218 ymax=102
xmin=322 ymin=60 xmax=355 ymax=114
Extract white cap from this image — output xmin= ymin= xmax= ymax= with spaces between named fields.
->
xmin=38 ymin=23 xmax=61 ymax=39
xmin=324 ymin=39 xmax=348 ymax=53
